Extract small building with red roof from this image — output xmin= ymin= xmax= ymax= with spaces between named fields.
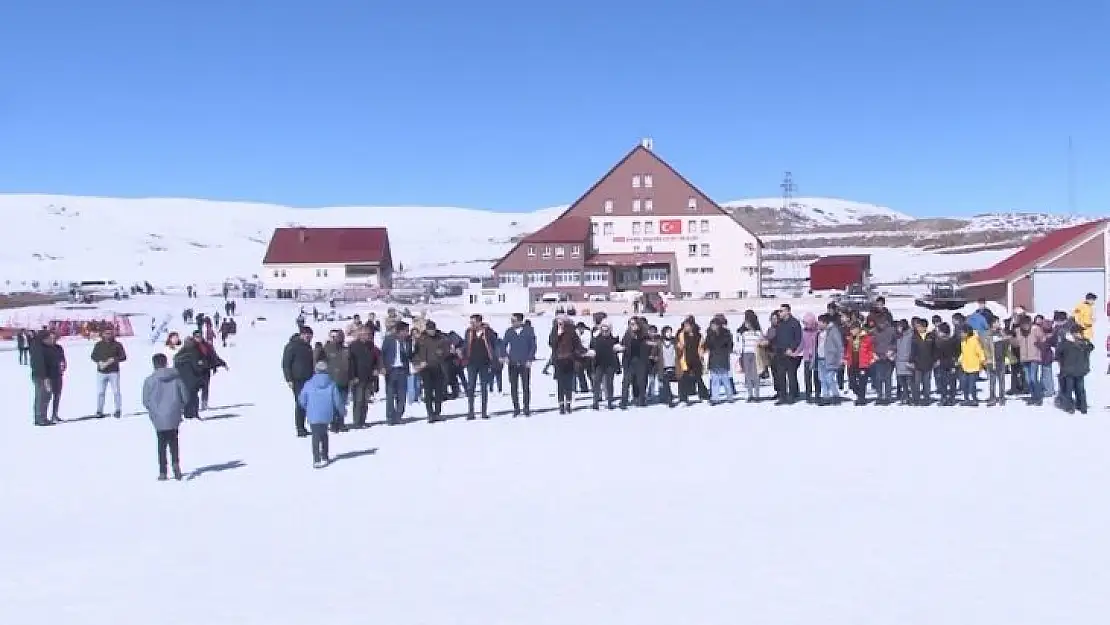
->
xmin=962 ymin=219 xmax=1107 ymax=315
xmin=262 ymin=227 xmax=393 ymax=297
xmin=492 ymin=139 xmax=764 ymax=301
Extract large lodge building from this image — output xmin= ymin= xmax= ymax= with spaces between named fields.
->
xmin=493 ymin=140 xmax=764 ymax=301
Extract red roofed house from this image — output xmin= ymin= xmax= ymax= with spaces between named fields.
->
xmin=262 ymin=227 xmax=393 ymax=298
xmin=962 ymin=219 xmax=1108 ymax=315
xmin=493 ymin=140 xmax=764 ymax=301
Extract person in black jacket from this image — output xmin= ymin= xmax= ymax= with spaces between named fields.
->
xmin=282 ymin=326 xmax=316 ymax=437
xmin=173 ymin=337 xmax=207 ymax=420
xmin=619 ymin=319 xmax=651 ymax=409
xmin=771 ymin=304 xmax=803 ymax=405
xmin=192 ymin=331 xmax=228 ymax=412
xmin=589 ymin=323 xmax=620 ymax=410
xmin=1057 ymin=327 xmax=1093 ymax=414
xmin=30 ymin=331 xmax=65 ymax=425
xmin=91 ymin=327 xmax=127 ymax=418
xmin=703 ymin=318 xmax=735 ymax=404
xmin=932 ymin=322 xmax=961 ymax=406
xmin=348 ymin=327 xmax=381 ymax=428
xmin=909 ymin=318 xmax=937 ymax=405
xmin=16 ymin=330 xmax=30 ymax=365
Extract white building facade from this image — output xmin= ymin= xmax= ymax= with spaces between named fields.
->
xmin=589 ymin=214 xmax=762 ymax=298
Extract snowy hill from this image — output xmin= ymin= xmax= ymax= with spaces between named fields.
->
xmin=0 ymin=193 xmax=1093 ymax=289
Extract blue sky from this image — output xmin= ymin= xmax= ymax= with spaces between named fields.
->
xmin=1 ymin=0 xmax=1107 ymax=217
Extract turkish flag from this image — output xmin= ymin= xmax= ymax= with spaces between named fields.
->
xmin=660 ymin=219 xmax=682 ymax=235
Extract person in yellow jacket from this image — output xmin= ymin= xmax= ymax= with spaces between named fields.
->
xmin=1073 ymin=293 xmax=1098 ymax=341
xmin=958 ymin=327 xmax=987 ymax=405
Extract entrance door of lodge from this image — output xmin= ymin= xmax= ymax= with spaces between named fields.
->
xmin=614 ymin=268 xmax=641 ymax=291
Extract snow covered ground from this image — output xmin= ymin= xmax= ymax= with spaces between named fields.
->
xmin=4 ymin=296 xmax=1109 ymax=625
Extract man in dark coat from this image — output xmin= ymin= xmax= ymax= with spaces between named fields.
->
xmin=348 ymin=327 xmax=381 ymax=429
xmin=30 ymin=331 xmax=65 ymax=425
xmin=282 ymin=326 xmax=316 ymax=436
xmin=771 ymin=304 xmax=803 ymax=405
xmin=413 ymin=320 xmax=451 ymax=422
xmin=463 ymin=314 xmax=497 ymax=420
xmin=173 ymin=337 xmax=207 ymax=420
xmin=620 ymin=319 xmax=652 ymax=409
xmin=909 ymin=318 xmax=937 ymax=405
xmin=380 ymin=322 xmax=412 ymax=425
xmin=323 ymin=329 xmax=353 ymax=432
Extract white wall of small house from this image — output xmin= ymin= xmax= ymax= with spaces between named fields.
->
xmin=262 ymin=264 xmax=351 ymax=290
xmin=463 ymin=286 xmax=531 ymax=315
xmin=589 ymin=214 xmax=761 ymax=297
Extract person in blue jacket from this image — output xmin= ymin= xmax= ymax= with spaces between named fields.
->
xmin=501 ymin=313 xmax=537 ymax=416
xmin=298 ymin=361 xmax=345 ymax=468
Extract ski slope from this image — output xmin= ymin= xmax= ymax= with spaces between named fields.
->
xmin=3 ymin=296 xmax=1109 ymax=625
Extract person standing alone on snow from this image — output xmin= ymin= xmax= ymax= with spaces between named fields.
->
xmin=282 ymin=325 xmax=316 ymax=437
xmin=299 ymin=361 xmax=345 ymax=468
xmin=142 ymin=353 xmax=189 ymax=481
xmin=91 ymin=327 xmax=127 ymax=418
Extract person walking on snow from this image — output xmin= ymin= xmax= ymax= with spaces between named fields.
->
xmin=463 ymin=314 xmax=497 ymax=419
xmin=142 ymin=353 xmax=189 ymax=481
xmin=380 ymin=321 xmax=412 ymax=426
xmin=299 ymin=361 xmax=345 ymax=468
xmin=30 ymin=330 xmax=66 ymax=425
xmin=323 ymin=329 xmax=353 ymax=432
xmin=282 ymin=326 xmax=316 ymax=437
xmin=91 ymin=327 xmax=127 ymax=418
xmin=501 ymin=312 xmax=537 ymax=417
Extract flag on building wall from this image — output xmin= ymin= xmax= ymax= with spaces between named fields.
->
xmin=660 ymin=220 xmax=682 ymax=235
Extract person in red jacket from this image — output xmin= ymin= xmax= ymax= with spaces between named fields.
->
xmin=846 ymin=323 xmax=875 ymax=405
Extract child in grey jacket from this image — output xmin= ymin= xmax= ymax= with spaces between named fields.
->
xmin=142 ymin=353 xmax=189 ymax=481
xmin=894 ymin=320 xmax=914 ymax=404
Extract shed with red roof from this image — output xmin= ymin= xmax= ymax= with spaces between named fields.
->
xmin=262 ymin=227 xmax=394 ymax=298
xmin=962 ymin=219 xmax=1107 ymax=315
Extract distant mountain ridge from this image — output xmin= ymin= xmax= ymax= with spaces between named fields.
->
xmin=0 ymin=193 xmax=1094 ymax=288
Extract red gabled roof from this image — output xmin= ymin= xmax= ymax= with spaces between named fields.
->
xmin=521 ymin=216 xmax=590 ymax=244
xmin=493 ymin=143 xmax=764 ymax=270
xmin=262 ymin=227 xmax=391 ymax=265
xmin=968 ymin=219 xmax=1107 ymax=284
xmin=810 ymin=254 xmax=870 ymax=268
xmin=586 ymin=252 xmax=677 ymax=266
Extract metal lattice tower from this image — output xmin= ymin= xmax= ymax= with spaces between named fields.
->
xmin=780 ymin=171 xmax=796 ymax=212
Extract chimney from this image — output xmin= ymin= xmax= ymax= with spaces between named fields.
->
xmin=640 ymin=137 xmax=653 ymax=150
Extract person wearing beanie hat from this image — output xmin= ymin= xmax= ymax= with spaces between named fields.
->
xmin=297 ymin=359 xmax=344 ymax=468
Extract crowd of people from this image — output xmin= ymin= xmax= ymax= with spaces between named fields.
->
xmin=274 ymin=293 xmax=1100 ymax=468
xmin=18 ymin=292 xmax=1102 ymax=475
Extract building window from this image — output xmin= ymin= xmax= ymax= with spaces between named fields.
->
xmin=498 ymin=293 xmax=506 ymax=303
xmin=699 ymin=267 xmax=714 ymax=274
xmin=315 ymin=268 xmax=328 ymax=278
xmin=633 ymin=245 xmax=641 ymax=253
xmin=604 ymin=199 xmax=614 ymax=213
xmin=744 ymin=266 xmax=758 ymax=276
xmin=644 ymin=221 xmax=654 ymax=235
xmin=704 ymin=291 xmax=720 ymax=299
xmin=272 ymin=270 xmax=280 ymax=278
xmin=280 ymin=270 xmax=287 ymax=278
xmin=645 ymin=245 xmax=653 ymax=252
xmin=527 ymin=245 xmax=536 ymax=257
xmin=632 ymin=221 xmax=642 ymax=236
xmin=468 ymin=294 xmax=477 ymax=304
xmin=554 ymin=270 xmax=580 ymax=286
xmin=644 ymin=199 xmax=653 ymax=212
xmin=555 ymin=246 xmax=565 ymax=258
xmin=571 ymin=245 xmax=581 ymax=257
xmin=632 ymin=199 xmax=642 ymax=213
xmin=744 ymin=242 xmax=756 ymax=255
xmin=688 ymin=244 xmax=697 ymax=257
xmin=527 ymin=271 xmax=552 ymax=286
xmin=603 ymin=222 xmax=614 ymax=236
xmin=644 ymin=174 xmax=654 ymax=188
xmin=591 ymin=222 xmax=599 ymax=236
xmin=700 ymin=244 xmax=710 ymax=257
xmin=685 ymin=268 xmax=698 ymax=274
xmin=642 ymin=267 xmax=668 ymax=285
xmin=737 ymin=290 xmax=749 ymax=298
xmin=499 ymin=272 xmax=523 ymax=286
xmin=680 ymin=291 xmax=692 ymax=298
xmin=688 ymin=220 xmax=697 ymax=233
xmin=542 ymin=246 xmax=552 ymax=258
xmin=583 ymin=269 xmax=608 ymax=286
xmin=632 ymin=175 xmax=641 ymax=188
xmin=700 ymin=219 xmax=710 ymax=233
xmin=688 ymin=197 xmax=698 ymax=210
